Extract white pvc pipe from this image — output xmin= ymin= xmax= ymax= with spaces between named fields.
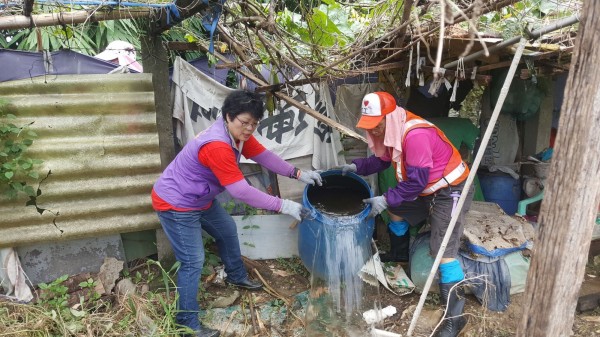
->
xmin=406 ymin=38 xmax=528 ymax=336
xmin=371 ymin=328 xmax=403 ymax=337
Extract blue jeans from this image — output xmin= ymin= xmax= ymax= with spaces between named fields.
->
xmin=156 ymin=202 xmax=247 ymax=331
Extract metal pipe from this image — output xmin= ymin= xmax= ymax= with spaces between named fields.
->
xmin=444 ymin=15 xmax=579 ymax=69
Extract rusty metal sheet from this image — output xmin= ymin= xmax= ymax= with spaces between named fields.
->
xmin=0 ymin=73 xmax=162 ymax=248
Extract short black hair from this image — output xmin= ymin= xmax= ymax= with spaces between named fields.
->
xmin=222 ymin=90 xmax=264 ymax=121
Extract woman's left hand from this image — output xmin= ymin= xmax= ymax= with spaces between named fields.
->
xmin=298 ymin=170 xmax=323 ymax=186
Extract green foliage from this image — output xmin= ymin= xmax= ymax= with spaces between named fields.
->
xmin=276 ymin=256 xmax=309 ymax=278
xmin=308 ymin=6 xmax=345 ymax=48
xmin=0 ymin=33 xmax=9 ymax=48
xmin=79 ymin=277 xmax=101 ymax=303
xmin=276 ymin=2 xmax=362 ymax=51
xmin=38 ymin=274 xmax=70 ymax=309
xmin=456 ymin=84 xmax=485 ymax=125
xmin=122 ymin=269 xmax=146 ymax=284
xmin=92 ymin=19 xmax=142 ymax=54
xmin=0 ymin=99 xmax=43 ymax=200
xmin=146 ymin=259 xmax=180 ymax=301
xmin=221 ymin=200 xmax=259 ymax=219
xmin=270 ymin=298 xmax=286 ymax=308
xmin=9 ymin=25 xmax=97 ymax=54
xmin=478 ymin=0 xmax=579 ymax=38
xmin=243 ymin=241 xmax=256 ymax=248
xmin=161 ymin=16 xmax=206 ymax=62
xmin=5 ymin=12 xmax=143 ymax=57
xmin=222 ymin=200 xmax=236 ymax=213
xmin=202 ymin=235 xmax=222 ymax=276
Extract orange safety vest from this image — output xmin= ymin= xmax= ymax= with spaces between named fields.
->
xmin=391 ymin=111 xmax=470 ymax=196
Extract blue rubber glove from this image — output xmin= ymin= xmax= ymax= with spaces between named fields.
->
xmin=297 ymin=170 xmax=323 ymax=186
xmin=363 ymin=196 xmax=387 ymax=217
xmin=340 ymin=163 xmax=357 ymax=175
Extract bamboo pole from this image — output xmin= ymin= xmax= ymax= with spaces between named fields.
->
xmin=192 ymin=42 xmax=367 ymax=143
xmin=443 ymin=15 xmax=579 ymax=69
xmin=406 ymin=38 xmax=528 ymax=336
xmin=0 ymin=9 xmax=151 ymax=30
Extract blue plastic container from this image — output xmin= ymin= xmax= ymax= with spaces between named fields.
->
xmin=298 ymin=170 xmax=375 ymax=279
xmin=478 ymin=171 xmax=521 ymax=215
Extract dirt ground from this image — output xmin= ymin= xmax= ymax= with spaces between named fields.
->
xmin=198 ymin=255 xmax=600 ymax=337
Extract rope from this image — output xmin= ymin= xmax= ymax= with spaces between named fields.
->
xmin=405 ymin=44 xmax=413 ymax=87
xmin=471 ymin=65 xmax=477 ymax=80
xmin=450 ymin=58 xmax=465 ymax=102
xmin=428 ymin=68 xmax=446 ymax=97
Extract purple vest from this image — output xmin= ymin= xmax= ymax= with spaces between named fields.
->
xmin=153 ymin=116 xmax=240 ymax=209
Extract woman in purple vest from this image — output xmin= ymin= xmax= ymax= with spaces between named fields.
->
xmin=152 ymin=90 xmax=322 ymax=336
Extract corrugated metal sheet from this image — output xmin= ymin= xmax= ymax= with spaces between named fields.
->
xmin=0 ymin=74 xmax=162 ymax=248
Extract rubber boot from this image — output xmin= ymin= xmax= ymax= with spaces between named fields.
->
xmin=433 ymin=282 xmax=467 ymax=337
xmin=380 ymin=230 xmax=410 ymax=262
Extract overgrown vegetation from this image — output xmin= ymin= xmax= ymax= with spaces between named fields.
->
xmin=0 ymin=0 xmax=582 ymax=77
xmin=0 ymin=260 xmax=194 ymax=336
xmin=480 ymin=0 xmax=580 ymax=38
xmin=0 ymin=256 xmax=315 ymax=336
xmin=0 ymin=99 xmax=43 ymax=200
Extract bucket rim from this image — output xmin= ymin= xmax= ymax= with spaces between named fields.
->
xmin=302 ymin=169 xmax=373 ymax=222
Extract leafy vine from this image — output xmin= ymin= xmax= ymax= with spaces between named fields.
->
xmin=0 ymin=99 xmax=44 ymax=200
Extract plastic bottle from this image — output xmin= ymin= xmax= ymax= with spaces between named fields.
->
xmin=362 ymin=305 xmax=397 ymax=324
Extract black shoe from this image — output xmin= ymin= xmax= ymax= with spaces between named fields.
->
xmin=195 ymin=326 xmax=220 ymax=337
xmin=225 ymin=277 xmax=263 ymax=290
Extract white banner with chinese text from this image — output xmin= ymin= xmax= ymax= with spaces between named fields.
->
xmin=171 ymin=57 xmax=344 ymax=169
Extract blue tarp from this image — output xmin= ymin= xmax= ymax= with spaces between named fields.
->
xmin=458 ymin=251 xmax=511 ymax=312
xmin=169 ymin=55 xmax=233 ymax=85
xmin=466 ymin=240 xmax=531 ymax=258
xmin=410 ymin=232 xmax=512 ymax=312
xmin=0 ymin=49 xmax=130 ymax=83
xmin=1 ymin=48 xmax=380 ymax=106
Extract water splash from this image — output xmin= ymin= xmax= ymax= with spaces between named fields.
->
xmin=305 ymin=213 xmax=380 ymax=336
xmin=323 ymin=216 xmax=367 ymax=316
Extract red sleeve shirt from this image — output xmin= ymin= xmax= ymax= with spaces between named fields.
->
xmin=198 ymin=135 xmax=266 ymax=186
xmin=240 ymin=135 xmax=267 ymax=158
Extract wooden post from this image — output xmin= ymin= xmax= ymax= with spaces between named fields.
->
xmin=140 ymin=22 xmax=177 ymax=266
xmin=517 ymin=2 xmax=600 ymax=336
xmin=140 ymin=24 xmax=175 ymax=170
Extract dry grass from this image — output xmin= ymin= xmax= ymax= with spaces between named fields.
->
xmin=0 ymin=291 xmax=187 ymax=337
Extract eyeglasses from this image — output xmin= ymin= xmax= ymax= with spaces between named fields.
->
xmin=235 ymin=116 xmax=259 ymax=129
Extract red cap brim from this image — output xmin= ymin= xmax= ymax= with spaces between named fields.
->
xmin=356 ymin=115 xmax=384 ymax=129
